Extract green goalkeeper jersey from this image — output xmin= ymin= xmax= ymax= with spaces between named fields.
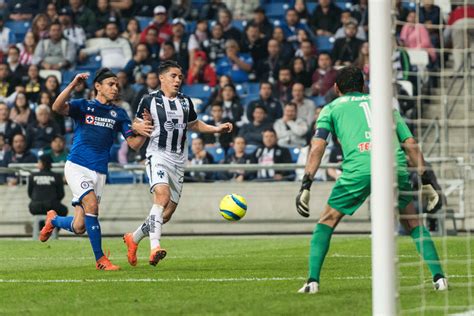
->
xmin=316 ymin=92 xmax=413 ymax=175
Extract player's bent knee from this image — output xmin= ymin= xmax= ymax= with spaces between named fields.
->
xmin=73 ymin=224 xmax=86 ymax=235
xmin=319 ymin=207 xmax=344 ymax=228
xmin=84 ymin=201 xmax=99 ymax=215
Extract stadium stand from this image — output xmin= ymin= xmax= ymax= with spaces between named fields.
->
xmin=0 ymin=0 xmax=470 ymax=194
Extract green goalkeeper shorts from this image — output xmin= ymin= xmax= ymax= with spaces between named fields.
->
xmin=327 ymin=172 xmax=414 ymax=216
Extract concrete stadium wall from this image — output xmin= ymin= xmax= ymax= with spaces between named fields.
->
xmin=0 ymin=182 xmax=371 ymax=236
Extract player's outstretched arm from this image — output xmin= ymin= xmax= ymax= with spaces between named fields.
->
xmin=126 ymin=109 xmax=154 ymax=151
xmin=126 ymin=134 xmax=147 ymax=151
xmin=403 ymin=137 xmax=440 ymax=212
xmin=52 ymin=73 xmax=89 ymax=116
xmin=403 ymin=137 xmax=426 ymax=175
xmin=188 ymin=120 xmax=233 ymax=134
xmin=296 ymin=138 xmax=327 ymax=217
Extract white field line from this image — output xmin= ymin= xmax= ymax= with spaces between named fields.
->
xmin=451 ymin=310 xmax=474 ymax=316
xmin=0 ymin=275 xmax=472 ymax=284
xmin=1 ymin=253 xmax=472 ymax=261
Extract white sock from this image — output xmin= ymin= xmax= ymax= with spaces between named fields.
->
xmin=132 ymin=216 xmax=150 ymax=244
xmin=149 ymin=204 xmax=164 ymax=250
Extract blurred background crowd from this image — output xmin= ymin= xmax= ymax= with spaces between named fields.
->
xmin=0 ymin=0 xmax=470 ymax=184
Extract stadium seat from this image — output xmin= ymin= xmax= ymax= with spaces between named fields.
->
xmin=264 ymin=3 xmax=289 ymax=19
xmin=235 ymin=84 xmax=246 ymax=96
xmin=401 ymin=1 xmax=417 ymax=10
xmin=314 ymin=36 xmax=335 ymax=53
xmin=206 ymin=146 xmax=225 ymax=163
xmin=311 ymin=96 xmax=327 ymax=107
xmin=62 ymin=70 xmax=94 ymax=87
xmin=136 ymin=17 xmax=153 ymax=30
xmin=76 ymin=54 xmax=102 ymax=72
xmin=289 ymin=147 xmax=301 ymax=163
xmin=232 ymin=20 xmax=247 ymax=32
xmin=245 ymin=144 xmax=257 ymax=155
xmin=107 ymin=171 xmax=136 ymax=184
xmin=307 ymin=3 xmax=317 ymax=12
xmin=244 ymin=83 xmax=260 ymax=96
xmin=181 ymin=84 xmax=212 ymax=104
xmin=132 ymin=83 xmax=144 ymax=93
xmin=335 ymin=1 xmax=353 ymax=10
xmin=5 ymin=21 xmax=30 ymax=42
xmin=186 ymin=21 xmax=197 ymax=34
xmin=242 ymin=94 xmax=259 ymax=108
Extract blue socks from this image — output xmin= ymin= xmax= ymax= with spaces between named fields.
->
xmin=85 ymin=214 xmax=104 ymax=261
xmin=51 ymin=216 xmax=74 ymax=232
xmin=51 ymin=212 xmax=105 ymax=262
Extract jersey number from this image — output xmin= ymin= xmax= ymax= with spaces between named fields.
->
xmin=359 ymin=102 xmax=372 ymax=129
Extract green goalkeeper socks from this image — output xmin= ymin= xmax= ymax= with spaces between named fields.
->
xmin=410 ymin=226 xmax=444 ymax=278
xmin=308 ymin=223 xmax=334 ymax=282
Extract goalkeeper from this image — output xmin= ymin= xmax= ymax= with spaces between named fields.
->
xmin=296 ymin=66 xmax=447 ymax=294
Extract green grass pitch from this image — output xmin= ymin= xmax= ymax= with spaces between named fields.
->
xmin=0 ymin=236 xmax=473 ymax=315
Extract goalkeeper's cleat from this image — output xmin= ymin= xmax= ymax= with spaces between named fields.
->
xmin=297 ymin=281 xmax=319 ymax=294
xmin=149 ymin=247 xmax=167 ymax=266
xmin=96 ymin=254 xmax=120 ymax=271
xmin=433 ymin=277 xmax=448 ymax=291
xmin=39 ymin=210 xmax=57 ymax=242
xmin=123 ymin=233 xmax=138 ymax=266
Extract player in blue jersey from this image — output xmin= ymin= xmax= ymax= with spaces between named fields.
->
xmin=39 ymin=68 xmax=152 ymax=271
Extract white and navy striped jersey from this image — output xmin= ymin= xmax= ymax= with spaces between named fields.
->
xmin=136 ymin=90 xmax=197 ymax=164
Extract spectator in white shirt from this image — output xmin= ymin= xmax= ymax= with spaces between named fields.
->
xmin=33 ymin=21 xmax=76 ymax=70
xmin=273 ymin=102 xmax=308 ymax=148
xmin=79 ymin=20 xmax=132 ymax=69
xmin=291 ymin=82 xmax=316 ymax=126
xmin=0 ymin=16 xmax=16 ymax=55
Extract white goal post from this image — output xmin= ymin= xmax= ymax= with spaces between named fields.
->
xmin=369 ymin=0 xmax=396 ymax=315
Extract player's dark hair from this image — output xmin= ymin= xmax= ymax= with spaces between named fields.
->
xmin=39 ymin=155 xmax=52 ymax=171
xmin=210 ymin=103 xmax=223 ymax=109
xmin=254 ymin=104 xmax=267 ymax=113
xmin=93 ymin=67 xmax=117 ymax=94
xmin=318 ymin=52 xmax=331 ymax=58
xmin=262 ymin=127 xmax=276 ymax=135
xmin=52 ymin=134 xmax=65 ymax=142
xmin=158 ymin=60 xmax=182 ymax=75
xmin=8 ymin=46 xmax=20 ymax=54
xmin=259 ymin=81 xmax=272 ymax=89
xmin=335 ymin=66 xmax=365 ymax=94
xmin=284 ymin=102 xmax=297 ymax=109
xmin=94 ymin=68 xmax=117 ymax=83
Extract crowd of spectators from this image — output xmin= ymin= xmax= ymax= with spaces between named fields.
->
xmin=0 ymin=0 xmax=471 ymax=184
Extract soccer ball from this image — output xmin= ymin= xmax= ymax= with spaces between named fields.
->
xmin=219 ymin=194 xmax=247 ymax=221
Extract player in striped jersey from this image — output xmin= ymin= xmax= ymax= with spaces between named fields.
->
xmin=123 ymin=60 xmax=233 ymax=266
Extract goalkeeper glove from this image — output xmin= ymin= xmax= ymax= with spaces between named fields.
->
xmin=296 ymin=174 xmax=313 ymax=218
xmin=421 ymin=171 xmax=442 ymax=213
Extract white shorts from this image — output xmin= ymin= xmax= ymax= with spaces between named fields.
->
xmin=145 ymin=154 xmax=184 ymax=204
xmin=64 ymin=161 xmax=107 ymax=207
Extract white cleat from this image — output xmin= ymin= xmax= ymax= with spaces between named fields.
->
xmin=297 ymin=281 xmax=319 ymax=294
xmin=433 ymin=278 xmax=448 ymax=291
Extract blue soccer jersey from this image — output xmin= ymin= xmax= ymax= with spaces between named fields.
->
xmin=67 ymin=98 xmax=133 ymax=174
